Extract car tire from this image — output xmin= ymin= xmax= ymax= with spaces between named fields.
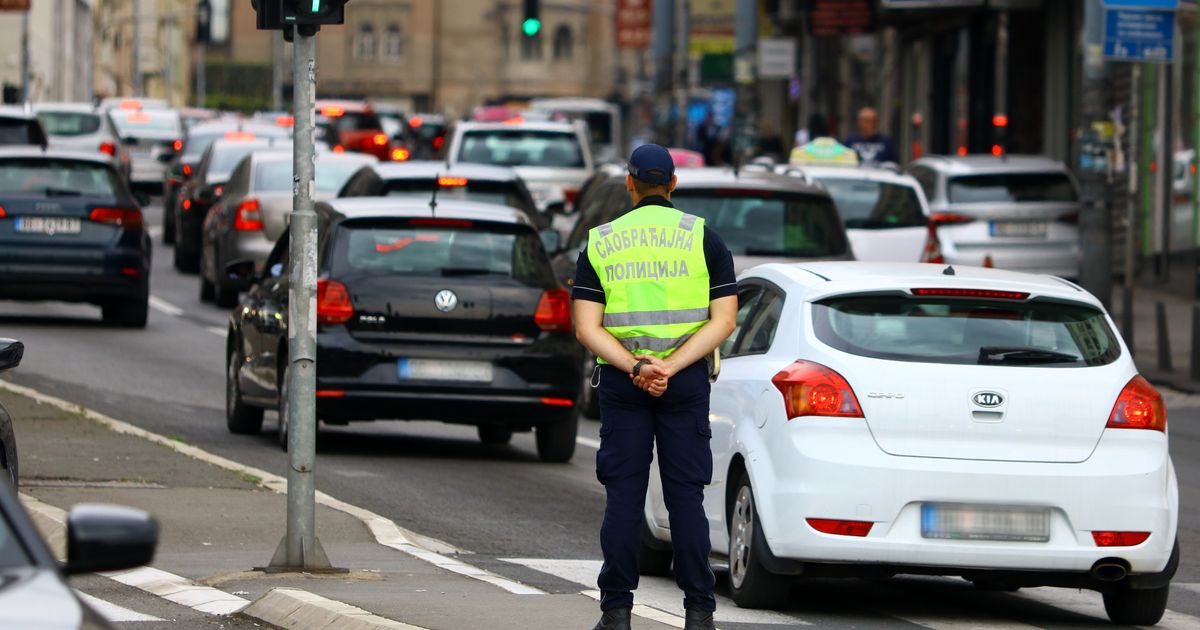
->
xmin=638 ymin=520 xmax=673 ymax=577
xmin=163 ymin=206 xmax=175 ymax=244
xmin=477 ymin=425 xmax=513 ymax=445
xmin=1103 ymin=584 xmax=1170 ymax=626
xmin=226 ymin=349 xmax=264 ymax=435
xmin=728 ymin=471 xmax=789 ymax=609
xmin=102 ymin=282 xmax=149 ymax=329
xmin=174 ymin=233 xmax=199 ymax=274
xmin=199 ymin=274 xmax=215 ymax=302
xmin=535 ymin=410 xmax=578 ymax=463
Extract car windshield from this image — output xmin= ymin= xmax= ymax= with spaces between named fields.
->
xmin=111 ymin=111 xmax=181 ymax=137
xmin=331 ymin=219 xmax=554 ymax=287
xmin=0 ymin=510 xmax=31 ymax=569
xmin=814 ymin=178 xmax=927 ymax=229
xmin=185 ymin=129 xmax=288 ymax=159
xmin=948 ymin=173 xmax=1077 ymax=204
xmin=0 ymin=119 xmax=40 ymax=145
xmin=383 ymin=179 xmax=528 ymax=210
xmin=543 ymin=110 xmax=613 ymax=145
xmin=458 ymin=130 xmax=585 ymax=168
xmin=37 ymin=112 xmax=102 ymax=137
xmin=332 ymin=112 xmax=383 ymax=132
xmin=413 ymin=122 xmax=446 ymax=142
xmin=254 ymin=159 xmax=368 ymax=194
xmin=672 ymin=189 xmax=849 ymax=258
xmin=813 ymin=294 xmax=1120 ymax=367
xmin=0 ymin=159 xmax=118 ymax=197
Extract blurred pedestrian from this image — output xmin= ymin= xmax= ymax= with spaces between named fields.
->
xmin=844 ymin=106 xmax=899 ymax=164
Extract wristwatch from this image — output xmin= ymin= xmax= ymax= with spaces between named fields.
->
xmin=632 ymin=358 xmax=652 ymax=377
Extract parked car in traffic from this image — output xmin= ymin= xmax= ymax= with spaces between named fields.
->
xmin=35 ymin=103 xmax=131 ymax=182
xmin=108 ymin=107 xmax=182 ymax=191
xmin=640 ymin=261 xmax=1178 ymax=626
xmin=0 ymin=106 xmax=49 ymax=148
xmin=447 ymin=120 xmax=594 ymax=214
xmin=173 ymin=135 xmax=292 ymax=273
xmin=0 ymin=338 xmax=21 ymax=489
xmin=199 ymin=149 xmax=376 ymax=306
xmin=315 ymin=100 xmax=401 ymax=162
xmin=403 ymin=113 xmax=447 ymax=160
xmin=0 ymin=148 xmax=151 ymax=327
xmin=909 ymin=155 xmax=1083 ymax=277
xmin=224 ymin=198 xmax=583 ymax=462
xmin=162 ymin=121 xmax=292 ymax=244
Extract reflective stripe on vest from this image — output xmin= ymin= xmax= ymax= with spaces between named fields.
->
xmin=588 ymin=205 xmax=710 ymax=362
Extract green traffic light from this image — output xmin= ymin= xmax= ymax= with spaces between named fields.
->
xmin=522 ymin=18 xmax=541 ymax=37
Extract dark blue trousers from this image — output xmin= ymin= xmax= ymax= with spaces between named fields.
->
xmin=595 ymin=361 xmax=716 ymax=613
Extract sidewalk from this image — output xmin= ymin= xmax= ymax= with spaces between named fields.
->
xmin=5 ymin=386 xmax=679 ymax=630
xmin=1109 ymin=283 xmax=1200 ymax=392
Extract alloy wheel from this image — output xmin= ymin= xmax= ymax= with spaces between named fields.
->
xmin=730 ymin=485 xmax=754 ymax=590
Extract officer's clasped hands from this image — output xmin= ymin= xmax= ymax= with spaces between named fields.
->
xmin=630 ymin=355 xmax=671 ymax=397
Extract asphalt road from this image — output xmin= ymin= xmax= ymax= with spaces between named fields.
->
xmin=3 ymin=199 xmax=1199 ymax=629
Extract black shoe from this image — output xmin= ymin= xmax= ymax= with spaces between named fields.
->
xmin=591 ymin=607 xmax=631 ymax=630
xmin=684 ymin=608 xmax=715 ymax=630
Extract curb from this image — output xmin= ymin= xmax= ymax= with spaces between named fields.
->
xmin=19 ymin=492 xmax=67 ymax=559
xmin=242 ymin=588 xmax=429 ymax=630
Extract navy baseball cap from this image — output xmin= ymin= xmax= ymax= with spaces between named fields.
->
xmin=627 ymin=144 xmax=675 ymax=185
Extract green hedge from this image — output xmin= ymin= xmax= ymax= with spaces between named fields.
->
xmin=204 ymin=62 xmax=272 ymax=113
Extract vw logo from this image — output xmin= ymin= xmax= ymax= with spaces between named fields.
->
xmin=434 ymin=290 xmax=458 ymax=313
xmin=973 ymin=391 xmax=1005 ymax=408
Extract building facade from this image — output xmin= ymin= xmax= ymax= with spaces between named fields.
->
xmin=0 ymin=0 xmax=95 ymax=103
xmin=93 ymin=0 xmax=198 ymax=105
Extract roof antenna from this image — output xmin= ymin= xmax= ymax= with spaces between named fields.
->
xmin=943 ymin=265 xmax=956 ymax=276
xmin=429 ymin=172 xmax=440 ymax=217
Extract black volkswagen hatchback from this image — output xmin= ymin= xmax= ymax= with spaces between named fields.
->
xmin=0 ymin=148 xmax=150 ymax=327
xmin=224 ymin=198 xmax=583 ymax=462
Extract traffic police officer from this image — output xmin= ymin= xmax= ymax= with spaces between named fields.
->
xmin=572 ymin=144 xmax=738 ymax=630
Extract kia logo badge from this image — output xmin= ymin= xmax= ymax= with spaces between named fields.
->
xmin=973 ymin=392 xmax=1004 ymax=407
xmin=434 ymin=289 xmax=458 ymax=313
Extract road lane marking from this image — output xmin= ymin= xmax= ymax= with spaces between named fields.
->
xmin=576 ymin=436 xmax=601 ymax=449
xmin=147 ymin=226 xmax=163 ymax=239
xmin=206 ymin=326 xmax=226 ymax=337
xmin=0 ymin=379 xmax=542 ymax=598
xmin=101 ymin=567 xmax=249 ymax=615
xmin=148 ymin=296 xmax=183 ymax=317
xmin=76 ymin=591 xmax=163 ymax=622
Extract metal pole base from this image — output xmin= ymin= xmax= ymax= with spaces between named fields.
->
xmin=260 ymin=535 xmax=344 ymax=573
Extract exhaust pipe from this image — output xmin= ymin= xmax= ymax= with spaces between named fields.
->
xmin=1091 ymin=559 xmax=1129 ymax=582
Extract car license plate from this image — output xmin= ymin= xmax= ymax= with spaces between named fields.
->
xmin=921 ymin=503 xmax=1050 ymax=543
xmin=398 ymin=358 xmax=493 ymax=383
xmin=989 ymin=221 xmax=1047 ymax=238
xmin=15 ymin=216 xmax=82 ymax=235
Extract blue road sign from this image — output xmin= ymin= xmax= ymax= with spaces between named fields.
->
xmin=1104 ymin=8 xmax=1176 ymax=63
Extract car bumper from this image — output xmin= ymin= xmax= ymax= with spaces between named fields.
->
xmin=0 ymin=249 xmax=146 ymax=302
xmin=755 ymin=420 xmax=1177 ymax=577
xmin=943 ymin=243 xmax=1081 ymax=278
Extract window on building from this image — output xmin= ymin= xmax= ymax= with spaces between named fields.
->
xmin=521 ymin=31 xmax=543 ymax=60
xmin=355 ymin=23 xmax=377 ymax=60
xmin=384 ymin=24 xmax=403 ymax=60
xmin=553 ymin=25 xmax=573 ymax=61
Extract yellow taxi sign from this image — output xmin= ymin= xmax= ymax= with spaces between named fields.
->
xmin=789 ymin=138 xmax=859 ymax=167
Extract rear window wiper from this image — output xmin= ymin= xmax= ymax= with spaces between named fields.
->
xmin=441 ymin=267 xmax=503 ymax=277
xmin=978 ymin=347 xmax=1080 ymax=365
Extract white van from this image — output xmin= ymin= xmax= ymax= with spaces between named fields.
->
xmin=528 ymin=98 xmax=622 ymax=164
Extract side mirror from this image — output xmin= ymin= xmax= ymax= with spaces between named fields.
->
xmin=539 ymin=229 xmax=562 ymax=255
xmin=224 ymin=259 xmax=258 ymax=289
xmin=0 ymin=339 xmax=23 ymax=372
xmin=64 ymin=504 xmax=158 ymax=575
xmin=544 ymin=201 xmax=567 ymax=216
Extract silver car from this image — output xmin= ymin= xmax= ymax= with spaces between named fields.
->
xmin=35 ymin=103 xmax=131 ymax=182
xmin=108 ymin=108 xmax=183 ymax=189
xmin=199 ymin=150 xmax=376 ymax=307
xmin=909 ymin=155 xmax=1082 ymax=277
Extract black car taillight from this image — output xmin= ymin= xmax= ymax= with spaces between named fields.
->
xmin=535 ymin=288 xmax=571 ymax=332
xmin=317 ymin=279 xmax=354 ymax=325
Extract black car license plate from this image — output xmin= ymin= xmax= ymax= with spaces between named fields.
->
xmin=15 ymin=216 xmax=82 ymax=235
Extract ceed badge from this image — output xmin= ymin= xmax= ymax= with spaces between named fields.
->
xmin=434 ymin=289 xmax=458 ymax=313
xmin=972 ymin=391 xmax=1005 ymax=408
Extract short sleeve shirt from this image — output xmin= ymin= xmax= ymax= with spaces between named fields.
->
xmin=571 ymin=196 xmax=737 ymax=304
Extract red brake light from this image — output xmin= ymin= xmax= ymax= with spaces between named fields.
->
xmin=100 ymin=142 xmax=117 ymax=156
xmin=214 ymin=185 xmax=225 ymax=198
xmin=1092 ymin=531 xmax=1151 ymax=547
xmin=183 ymin=164 xmax=193 ymax=176
xmin=234 ymin=199 xmax=264 ymax=231
xmin=408 ymin=116 xmax=424 ymax=128
xmin=956 ymin=146 xmax=968 ymax=156
xmin=929 ymin=212 xmax=975 ymax=226
xmin=0 ymin=206 xmax=6 ymax=218
xmin=182 ymin=199 xmax=192 ymax=211
xmin=372 ymin=133 xmax=389 ymax=147
xmin=910 ymin=288 xmax=1030 ymax=300
xmin=438 ymin=176 xmax=468 ymax=188
xmin=806 ymin=519 xmax=873 ymax=537
xmin=408 ymin=218 xmax=472 ymax=228
xmin=991 ymin=144 xmax=1004 ymax=157
xmin=1107 ymin=375 xmax=1166 ymax=432
xmin=564 ymin=188 xmax=580 ymax=204
xmin=316 ymin=390 xmax=345 ymax=398
xmin=89 ymin=207 xmax=143 ymax=230
xmin=317 ymin=279 xmax=354 ymax=325
xmin=332 ymin=145 xmax=345 ymax=154
xmin=771 ymin=361 xmax=863 ymax=419
xmin=992 ymin=114 xmax=1009 ymax=128
xmin=540 ymin=397 xmax=575 ymax=407
xmin=119 ymin=99 xmax=142 ymax=110
xmin=275 ymin=115 xmax=295 ymax=127
xmin=126 ymin=113 xmax=151 ymax=123
xmin=535 ymin=288 xmax=572 ymax=332
xmin=433 ymin=135 xmax=445 ymax=150
xmin=391 ymin=147 xmax=411 ymax=161
xmin=172 ymin=139 xmax=183 ymax=152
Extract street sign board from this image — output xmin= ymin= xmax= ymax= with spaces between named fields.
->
xmin=616 ymin=0 xmax=652 ymax=50
xmin=758 ymin=38 xmax=796 ymax=79
xmin=690 ymin=0 xmax=735 ymax=56
xmin=1104 ymin=8 xmax=1176 ymax=62
xmin=809 ymin=0 xmax=874 ymax=36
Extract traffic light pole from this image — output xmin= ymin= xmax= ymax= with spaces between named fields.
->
xmin=267 ymin=25 xmax=333 ymax=572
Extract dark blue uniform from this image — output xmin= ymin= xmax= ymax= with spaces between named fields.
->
xmin=573 ymin=196 xmax=737 ymax=614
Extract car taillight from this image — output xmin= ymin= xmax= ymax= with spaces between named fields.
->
xmin=183 ymin=164 xmax=193 ymax=176
xmin=910 ymin=288 xmax=1030 ymax=300
xmin=1107 ymin=375 xmax=1166 ymax=432
xmin=535 ymin=288 xmax=572 ymax=332
xmin=771 ymin=360 xmax=863 ymax=419
xmin=371 ymin=133 xmax=389 ymax=147
xmin=182 ymin=199 xmax=192 ymax=211
xmin=0 ymin=206 xmax=6 ymax=217
xmin=99 ymin=142 xmax=117 ymax=156
xmin=332 ymin=145 xmax=345 ymax=154
xmin=317 ymin=279 xmax=354 ymax=325
xmin=807 ymin=519 xmax=873 ymax=537
xmin=214 ymin=185 xmax=225 ymax=197
xmin=564 ymin=188 xmax=580 ymax=204
xmin=89 ymin=207 xmax=143 ymax=230
xmin=930 ymin=212 xmax=975 ymax=226
xmin=1092 ymin=531 xmax=1151 ymax=547
xmin=172 ymin=139 xmax=183 ymax=152
xmin=391 ymin=147 xmax=411 ymax=161
xmin=234 ymin=199 xmax=263 ymax=231
xmin=433 ymin=135 xmax=445 ymax=150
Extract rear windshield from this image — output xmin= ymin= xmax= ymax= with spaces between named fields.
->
xmin=458 ymin=130 xmax=585 ymax=168
xmin=38 ymin=112 xmax=102 ymax=137
xmin=413 ymin=122 xmax=446 ymax=142
xmin=813 ymin=295 xmax=1120 ymax=367
xmin=948 ymin=173 xmax=1077 ymax=204
xmin=334 ymin=113 xmax=383 ymax=132
xmin=111 ymin=111 xmax=182 ymax=137
xmin=330 ymin=220 xmax=554 ymax=287
xmin=543 ymin=110 xmax=612 ymax=145
xmin=382 ymin=179 xmax=530 ymax=210
xmin=0 ymin=159 xmax=118 ymax=197
xmin=672 ymin=189 xmax=848 ymax=258
xmin=815 ymin=178 xmax=927 ymax=229
xmin=0 ymin=119 xmax=41 ymax=145
xmin=211 ymin=143 xmax=290 ymax=174
xmin=254 ymin=159 xmax=367 ymax=194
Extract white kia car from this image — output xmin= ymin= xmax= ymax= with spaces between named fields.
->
xmin=641 ymin=262 xmax=1178 ymax=625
